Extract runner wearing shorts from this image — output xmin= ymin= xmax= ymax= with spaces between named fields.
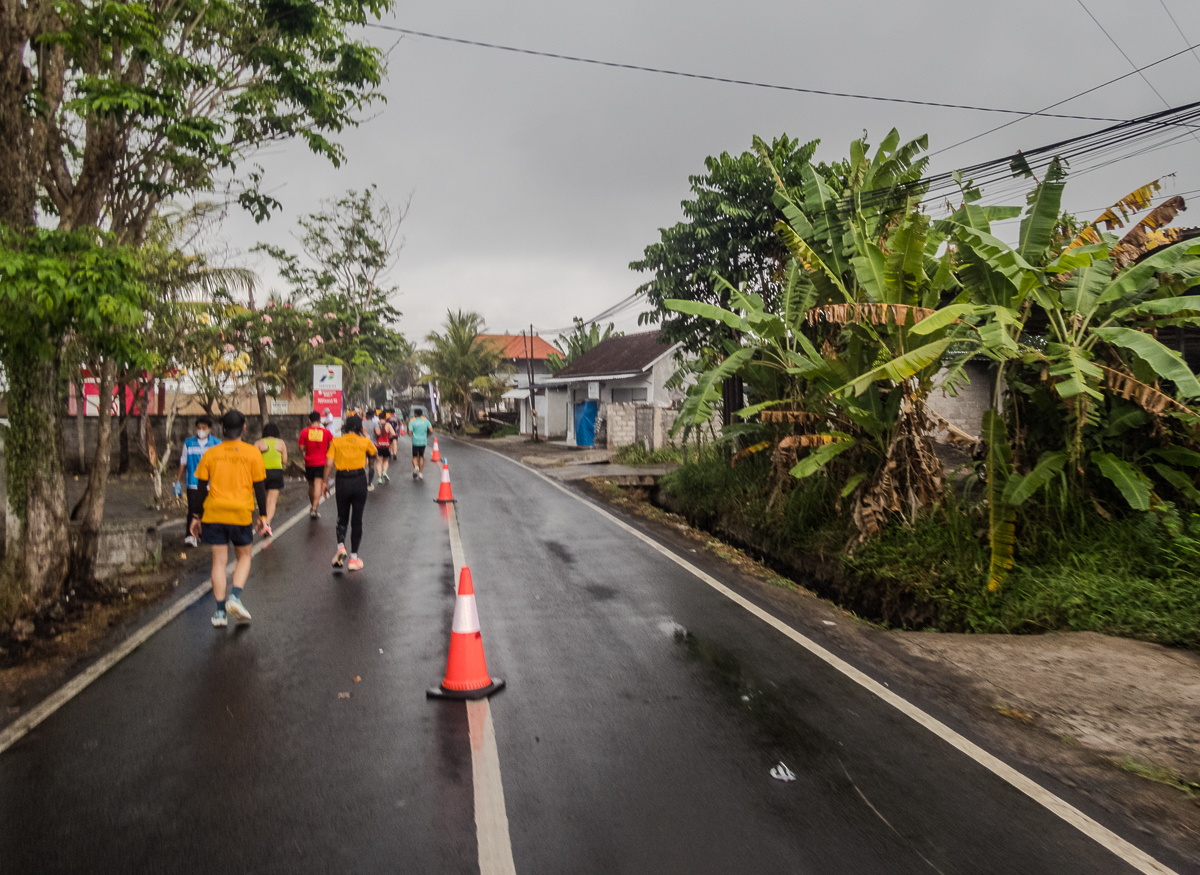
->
xmin=254 ymin=423 xmax=287 ymax=536
xmin=323 ymin=414 xmax=377 ymax=572
xmin=190 ymin=409 xmax=267 ymax=627
xmin=175 ymin=416 xmax=216 ymax=547
xmin=409 ymin=410 xmax=431 ymax=480
xmin=374 ymin=416 xmax=395 ymax=485
xmin=298 ymin=411 xmax=332 ymax=519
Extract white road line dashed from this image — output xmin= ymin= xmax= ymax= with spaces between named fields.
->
xmin=445 ymin=504 xmax=518 ymax=875
xmin=467 ymin=439 xmax=1178 ymax=875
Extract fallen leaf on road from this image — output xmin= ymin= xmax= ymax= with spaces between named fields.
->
xmin=353 ymin=676 xmax=361 ymax=683
xmin=338 ymin=692 xmax=350 ymax=699
xmin=180 ymin=553 xmax=187 ymax=559
xmin=822 ymin=620 xmax=836 ymax=626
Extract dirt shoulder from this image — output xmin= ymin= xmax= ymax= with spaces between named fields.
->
xmin=530 ymin=459 xmax=1200 ymax=867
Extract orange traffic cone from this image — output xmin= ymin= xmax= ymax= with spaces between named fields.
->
xmin=429 ymin=437 xmax=441 ymax=463
xmin=434 ymin=461 xmax=456 ymax=503
xmin=399 ymin=423 xmax=406 ymax=436
xmin=427 ymin=567 xmax=505 ymax=700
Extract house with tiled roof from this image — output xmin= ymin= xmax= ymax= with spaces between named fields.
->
xmin=475 ymin=333 xmax=562 ymax=436
xmin=542 ymin=330 xmax=682 ymax=447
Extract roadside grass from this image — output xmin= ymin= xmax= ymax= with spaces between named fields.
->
xmin=489 ymin=423 xmax=519 ymax=438
xmin=613 ymin=443 xmax=687 ymax=466
xmin=660 ymin=453 xmax=1200 ymax=647
xmin=1116 ymin=758 xmax=1200 ymax=805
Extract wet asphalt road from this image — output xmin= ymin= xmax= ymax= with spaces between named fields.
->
xmin=0 ymin=437 xmax=1183 ymax=873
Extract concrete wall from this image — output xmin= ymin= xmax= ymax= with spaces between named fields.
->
xmin=65 ymin=413 xmax=315 ymax=475
xmin=606 ymin=404 xmax=678 ymax=450
xmin=925 ymin=361 xmax=993 ymax=439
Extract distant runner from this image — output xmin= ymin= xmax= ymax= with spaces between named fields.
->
xmin=253 ymin=422 xmax=287 ymax=537
xmin=176 ymin=416 xmax=216 ymax=548
xmin=298 ymin=411 xmax=333 ymax=519
xmin=324 ymin=414 xmax=376 ymax=572
xmin=409 ymin=409 xmax=431 ymax=480
xmin=374 ymin=414 xmax=396 ymax=485
xmin=364 ymin=410 xmax=382 ymax=491
xmin=189 ymin=410 xmax=267 ymax=627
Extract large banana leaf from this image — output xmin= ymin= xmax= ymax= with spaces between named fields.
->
xmin=1059 ymin=257 xmax=1113 ymax=321
xmin=908 ymin=303 xmax=977 ymax=336
xmin=1095 ymin=239 xmax=1200 ymax=307
xmin=1091 ymin=451 xmax=1152 ymax=511
xmin=884 ymin=211 xmax=929 ymax=298
xmin=1150 ymin=463 xmax=1200 ymax=503
xmin=839 ymin=337 xmax=952 ymax=396
xmin=775 ymin=220 xmax=850 ymax=302
xmin=1017 ymin=159 xmax=1067 ymax=263
xmin=674 ymin=347 xmax=755 ymax=434
xmin=849 ymin=238 xmax=891 ymax=303
xmin=1150 ymin=446 xmax=1200 ymax=467
xmin=664 ymin=298 xmax=748 ymax=332
xmin=801 ymin=165 xmax=852 ymax=278
xmin=952 ymin=224 xmax=1038 ymax=293
xmin=1046 ymin=343 xmax=1104 ymax=400
xmin=1001 ymin=451 xmax=1066 ymax=505
xmin=1090 ymin=326 xmax=1200 ymax=397
xmin=790 ymin=437 xmax=857 ymax=479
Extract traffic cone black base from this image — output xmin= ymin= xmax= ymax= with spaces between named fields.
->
xmin=426 ymin=678 xmax=506 ymax=700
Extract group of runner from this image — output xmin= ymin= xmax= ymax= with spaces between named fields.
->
xmin=176 ymin=406 xmax=434 ymax=627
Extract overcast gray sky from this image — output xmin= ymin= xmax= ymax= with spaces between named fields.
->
xmin=219 ymin=0 xmax=1200 ymax=344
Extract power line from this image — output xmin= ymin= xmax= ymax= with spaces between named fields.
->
xmin=368 ymin=22 xmax=1140 ymax=123
xmin=930 ymin=40 xmax=1200 ymax=158
xmin=1158 ymin=0 xmax=1200 ymax=70
xmin=535 ymin=293 xmax=643 ymax=336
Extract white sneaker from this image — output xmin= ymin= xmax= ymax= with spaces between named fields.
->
xmin=183 ymin=535 xmax=198 ymax=548
xmin=225 ymin=596 xmax=251 ymax=623
xmin=418 ymin=471 xmax=424 ymax=481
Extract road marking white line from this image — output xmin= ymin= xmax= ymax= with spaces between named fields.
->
xmin=445 ymin=504 xmax=518 ymax=875
xmin=463 ymin=438 xmax=1178 ymax=875
xmin=0 ymin=492 xmax=331 ymax=755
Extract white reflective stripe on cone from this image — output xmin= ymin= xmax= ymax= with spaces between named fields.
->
xmin=452 ymin=595 xmax=481 ymax=634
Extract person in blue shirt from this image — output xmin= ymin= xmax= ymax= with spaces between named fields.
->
xmin=175 ymin=416 xmax=216 ymax=547
xmin=408 ymin=410 xmax=432 ymax=481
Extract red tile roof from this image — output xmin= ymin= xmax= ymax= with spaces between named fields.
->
xmin=477 ymin=334 xmax=559 ymax=361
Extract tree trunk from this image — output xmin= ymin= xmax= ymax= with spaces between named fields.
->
xmin=74 ymin=381 xmax=87 ymax=472
xmin=70 ymin=360 xmax=116 ymax=589
xmin=256 ymin=376 xmax=270 ymax=429
xmin=117 ymin=378 xmax=129 ymax=475
xmin=1 ymin=353 xmax=71 ymax=612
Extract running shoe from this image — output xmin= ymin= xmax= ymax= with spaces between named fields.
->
xmin=261 ymin=522 xmax=272 ymax=538
xmin=183 ymin=535 xmax=198 ymax=548
xmin=332 ymin=545 xmax=347 ymax=568
xmin=412 ymin=470 xmax=417 ymax=480
xmin=383 ymin=473 xmax=390 ymax=483
xmin=418 ymin=471 xmax=424 ymax=481
xmin=226 ymin=596 xmax=251 ymax=623
xmin=347 ymin=557 xmax=364 ymax=572
xmin=377 ymin=475 xmax=384 ymax=485
xmin=367 ymin=482 xmax=375 ymax=492
xmin=309 ymin=509 xmax=319 ymax=520
xmin=211 ymin=609 xmax=228 ymax=628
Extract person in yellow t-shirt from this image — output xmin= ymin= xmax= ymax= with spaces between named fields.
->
xmin=322 ymin=413 xmax=377 ymax=573
xmin=189 ymin=410 xmax=268 ymax=627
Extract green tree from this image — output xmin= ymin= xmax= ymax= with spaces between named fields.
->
xmin=422 ymin=311 xmax=500 ymax=431
xmin=630 ymin=135 xmax=824 ymax=353
xmin=546 ymin=318 xmax=622 ymax=373
xmin=0 ymin=0 xmax=393 ymax=611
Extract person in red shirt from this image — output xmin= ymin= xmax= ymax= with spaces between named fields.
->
xmin=298 ymin=410 xmax=333 ymax=519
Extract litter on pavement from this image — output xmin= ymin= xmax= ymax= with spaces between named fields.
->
xmin=770 ymin=762 xmax=797 ymax=782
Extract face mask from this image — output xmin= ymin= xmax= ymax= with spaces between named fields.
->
xmin=196 ymin=429 xmax=209 ymax=440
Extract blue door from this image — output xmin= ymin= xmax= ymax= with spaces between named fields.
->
xmin=574 ymin=400 xmax=598 ymax=447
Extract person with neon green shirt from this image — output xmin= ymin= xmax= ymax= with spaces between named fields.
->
xmin=254 ymin=422 xmax=288 ymax=537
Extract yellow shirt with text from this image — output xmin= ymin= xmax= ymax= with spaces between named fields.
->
xmin=195 ymin=440 xmax=267 ymax=526
xmin=329 ymin=433 xmax=377 ymax=471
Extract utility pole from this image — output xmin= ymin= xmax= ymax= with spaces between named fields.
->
xmin=526 ymin=326 xmax=538 ymax=442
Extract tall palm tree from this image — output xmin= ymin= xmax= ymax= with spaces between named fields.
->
xmin=422 ymin=310 xmax=500 ymax=430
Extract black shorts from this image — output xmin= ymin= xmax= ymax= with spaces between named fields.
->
xmin=305 ymin=465 xmax=326 ymax=482
xmin=376 ymin=446 xmax=391 ymax=459
xmin=412 ymin=445 xmax=426 ymax=459
xmin=264 ymin=469 xmax=285 ymax=491
xmin=200 ymin=522 xmax=254 ymax=546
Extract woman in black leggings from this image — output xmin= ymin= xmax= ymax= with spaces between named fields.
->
xmin=322 ymin=414 xmax=377 ymax=572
